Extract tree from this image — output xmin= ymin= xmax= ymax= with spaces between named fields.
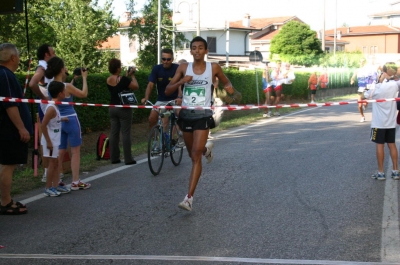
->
xmin=126 ymin=0 xmax=187 ymax=70
xmin=270 ymin=21 xmax=323 ymax=67
xmin=0 ymin=0 xmax=119 ymax=72
xmin=45 ymin=0 xmax=119 ymax=72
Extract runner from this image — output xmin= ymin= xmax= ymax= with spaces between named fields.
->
xmin=266 ymin=60 xmax=285 ymax=116
xmin=350 ymin=58 xmax=378 ymax=122
xmin=165 ymin=36 xmax=237 ymax=211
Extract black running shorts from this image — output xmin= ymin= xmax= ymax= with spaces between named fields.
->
xmin=370 ymin=128 xmax=396 ymax=144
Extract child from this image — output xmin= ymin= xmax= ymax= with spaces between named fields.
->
xmin=41 ymin=81 xmax=71 ymax=196
xmin=364 ymin=62 xmax=399 ymax=180
xmin=308 ymin=71 xmax=318 ymax=103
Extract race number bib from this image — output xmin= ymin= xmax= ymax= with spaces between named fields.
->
xmin=183 ymin=86 xmax=206 ymax=106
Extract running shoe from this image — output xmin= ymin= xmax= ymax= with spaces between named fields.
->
xmin=371 ymin=172 xmax=386 ymax=180
xmin=71 ymin=181 xmax=91 ymax=191
xmin=178 ymin=195 xmax=193 ymax=211
xmin=204 ymin=141 xmax=214 ymax=164
xmin=360 ymin=116 xmax=365 ymax=123
xmin=44 ymin=187 xmax=61 ymax=197
xmin=392 ymin=171 xmax=400 ymax=180
xmin=176 ymin=131 xmax=185 ymax=147
xmin=264 ymin=111 xmax=272 ymax=118
xmin=56 ymin=185 xmax=71 ymax=194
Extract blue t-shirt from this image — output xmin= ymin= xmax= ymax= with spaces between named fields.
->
xmin=0 ymin=65 xmax=33 ymax=140
xmin=148 ymin=64 xmax=179 ymax=101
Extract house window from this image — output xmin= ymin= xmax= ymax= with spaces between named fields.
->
xmin=362 ymin=46 xmax=367 ymax=54
xmin=370 ymin=46 xmax=378 ymax=54
xmin=325 ymin=47 xmax=330 ymax=53
xmin=129 ymin=40 xmax=136 ymax=53
xmin=207 ymin=37 xmax=216 ymax=53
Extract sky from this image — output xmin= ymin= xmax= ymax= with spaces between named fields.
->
xmin=100 ymin=0 xmax=395 ymax=31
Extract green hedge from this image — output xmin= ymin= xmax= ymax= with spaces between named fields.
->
xmin=15 ymin=67 xmax=357 ymax=132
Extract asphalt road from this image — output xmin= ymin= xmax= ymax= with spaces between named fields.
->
xmin=1 ymin=103 xmax=400 ymax=265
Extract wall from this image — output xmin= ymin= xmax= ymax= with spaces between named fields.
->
xmin=343 ymin=34 xmax=400 ymax=54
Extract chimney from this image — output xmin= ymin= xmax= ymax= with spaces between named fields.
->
xmin=242 ymin=13 xmax=250 ymax=27
xmin=123 ymin=12 xmax=131 ymax=22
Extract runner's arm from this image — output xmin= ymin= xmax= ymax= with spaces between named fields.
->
xmin=165 ymin=64 xmax=192 ymax=96
xmin=213 ymin=63 xmax=234 ymax=94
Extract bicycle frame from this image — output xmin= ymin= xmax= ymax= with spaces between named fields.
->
xmin=146 ymin=100 xmax=183 ymax=176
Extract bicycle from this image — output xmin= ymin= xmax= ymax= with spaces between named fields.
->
xmin=146 ymin=100 xmax=184 ymax=176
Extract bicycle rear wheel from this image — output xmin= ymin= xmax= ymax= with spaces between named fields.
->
xmin=147 ymin=125 xmax=164 ymax=175
xmin=170 ymin=122 xmax=183 ymax=166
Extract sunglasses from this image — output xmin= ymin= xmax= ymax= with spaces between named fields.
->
xmin=162 ymin=58 xmax=172 ymax=61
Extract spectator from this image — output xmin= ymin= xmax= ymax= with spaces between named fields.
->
xmin=29 ymin=44 xmax=57 ymax=183
xmin=41 ymin=81 xmax=70 ymax=196
xmin=45 ymin=57 xmax=91 ymax=190
xmin=0 ymin=43 xmax=32 ymax=214
xmin=364 ymin=62 xmax=399 ymax=180
xmin=106 ymin=59 xmax=139 ymax=165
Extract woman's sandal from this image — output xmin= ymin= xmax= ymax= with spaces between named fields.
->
xmin=0 ymin=200 xmax=27 ymax=215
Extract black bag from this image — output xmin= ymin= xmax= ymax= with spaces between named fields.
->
xmin=118 ymin=90 xmax=137 ymax=105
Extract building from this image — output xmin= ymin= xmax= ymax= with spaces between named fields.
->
xmin=100 ymin=12 xmax=308 ymax=67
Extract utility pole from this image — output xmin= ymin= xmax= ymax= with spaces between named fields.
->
xmin=333 ymin=0 xmax=337 ymax=57
xmin=322 ymin=0 xmax=325 ymax=52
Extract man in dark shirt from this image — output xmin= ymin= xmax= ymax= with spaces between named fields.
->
xmin=141 ymin=48 xmax=179 ymax=128
xmin=0 ymin=43 xmax=33 ymax=215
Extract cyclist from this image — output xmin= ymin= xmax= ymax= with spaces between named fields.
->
xmin=165 ymin=36 xmax=236 ymax=211
xmin=141 ymin=48 xmax=179 ymax=129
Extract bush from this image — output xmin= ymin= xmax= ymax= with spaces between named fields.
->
xmin=15 ymin=66 xmax=355 ymax=132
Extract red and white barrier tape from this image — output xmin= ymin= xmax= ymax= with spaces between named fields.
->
xmin=1 ymin=97 xmax=399 ymax=110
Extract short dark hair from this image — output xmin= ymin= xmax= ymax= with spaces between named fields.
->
xmin=47 ymin=81 xmax=64 ymax=98
xmin=190 ymin=36 xmax=208 ymax=50
xmin=108 ymin=58 xmax=121 ymax=74
xmin=161 ymin=48 xmax=173 ymax=56
xmin=37 ymin=44 xmax=52 ymax=60
xmin=45 ymin=57 xmax=64 ymax=79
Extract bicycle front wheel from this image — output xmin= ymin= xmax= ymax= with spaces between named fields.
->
xmin=170 ymin=122 xmax=183 ymax=166
xmin=147 ymin=125 xmax=165 ymax=175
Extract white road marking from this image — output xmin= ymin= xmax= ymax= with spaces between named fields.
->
xmin=0 ymin=254 xmax=397 ymax=264
xmin=381 ymin=127 xmax=400 ymax=262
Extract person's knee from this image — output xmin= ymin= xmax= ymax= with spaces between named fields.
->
xmin=149 ymin=112 xmax=158 ymax=125
xmin=190 ymin=150 xmax=203 ymax=162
